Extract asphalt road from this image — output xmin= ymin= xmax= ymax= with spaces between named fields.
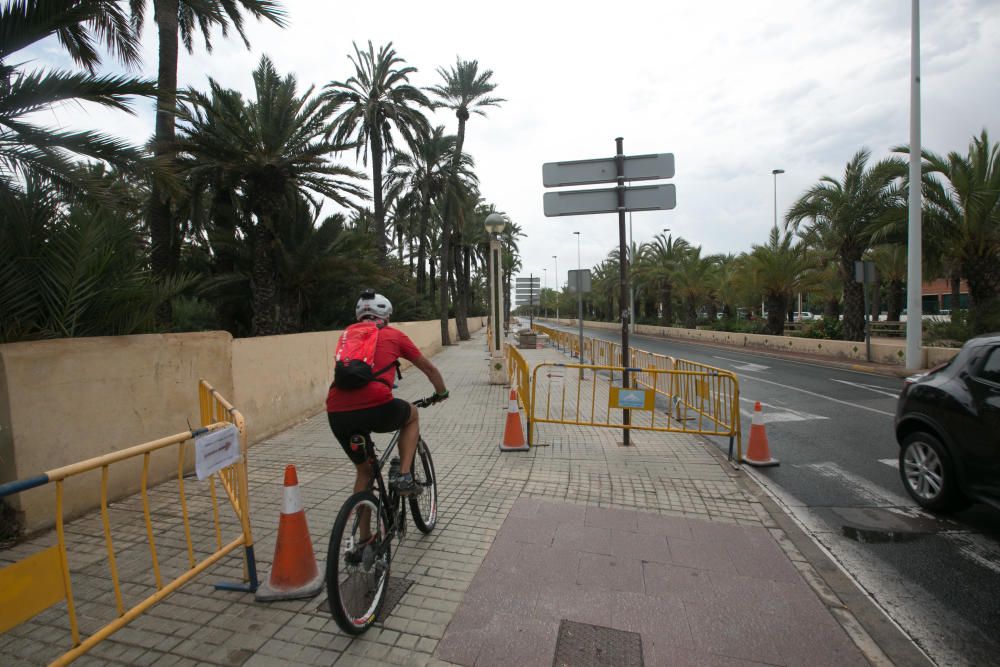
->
xmin=546 ymin=322 xmax=1000 ymax=667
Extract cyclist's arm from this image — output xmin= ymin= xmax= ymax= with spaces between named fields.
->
xmin=411 ymin=355 xmax=446 ymax=395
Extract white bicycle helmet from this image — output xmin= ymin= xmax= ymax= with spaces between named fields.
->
xmin=355 ymin=290 xmax=393 ymax=322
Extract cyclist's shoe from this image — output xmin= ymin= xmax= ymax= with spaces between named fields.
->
xmin=344 ymin=535 xmax=376 ymax=566
xmin=393 ymin=472 xmax=422 ymax=497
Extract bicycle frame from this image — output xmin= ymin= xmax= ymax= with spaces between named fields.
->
xmin=358 ymin=430 xmax=406 ymax=543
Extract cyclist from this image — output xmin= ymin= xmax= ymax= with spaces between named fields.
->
xmin=327 ymin=291 xmax=448 ymax=502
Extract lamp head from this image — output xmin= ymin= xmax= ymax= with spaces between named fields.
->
xmin=484 ymin=212 xmax=506 ymax=234
xmin=772 ymin=169 xmax=785 ymax=175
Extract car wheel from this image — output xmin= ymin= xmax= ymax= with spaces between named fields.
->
xmin=898 ymin=431 xmax=970 ymax=512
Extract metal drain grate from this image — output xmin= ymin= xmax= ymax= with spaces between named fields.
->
xmin=317 ymin=575 xmax=413 ymax=624
xmin=552 ymin=620 xmax=643 ymax=667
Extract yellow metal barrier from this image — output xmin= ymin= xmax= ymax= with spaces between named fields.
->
xmin=504 ymin=343 xmax=532 ymax=420
xmin=528 ymin=362 xmax=741 ymax=458
xmin=0 ymin=380 xmax=257 ymax=666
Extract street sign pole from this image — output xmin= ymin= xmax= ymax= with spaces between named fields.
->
xmin=578 ymin=272 xmax=585 ymax=365
xmin=543 ymin=143 xmax=675 ymax=434
xmin=616 ymin=138 xmax=631 ymax=446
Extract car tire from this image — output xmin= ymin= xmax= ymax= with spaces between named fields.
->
xmin=898 ymin=431 xmax=970 ymax=512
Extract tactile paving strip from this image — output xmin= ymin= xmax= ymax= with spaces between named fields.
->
xmin=316 ymin=575 xmax=413 ymax=623
xmin=552 ymin=620 xmax=643 ymax=667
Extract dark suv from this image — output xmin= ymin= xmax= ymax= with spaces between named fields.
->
xmin=895 ymin=334 xmax=1000 ymax=512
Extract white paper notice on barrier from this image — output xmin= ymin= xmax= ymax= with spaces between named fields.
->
xmin=195 ymin=424 xmax=241 ymax=480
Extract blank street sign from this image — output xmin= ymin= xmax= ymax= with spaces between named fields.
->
xmin=543 ymin=184 xmax=676 ymax=217
xmin=543 ymin=153 xmax=675 ymax=187
xmin=567 ymin=269 xmax=592 ymax=293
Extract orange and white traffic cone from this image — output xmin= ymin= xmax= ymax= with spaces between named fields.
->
xmin=255 ymin=465 xmax=325 ymax=601
xmin=742 ymin=401 xmax=779 ymax=467
xmin=499 ymin=389 xmax=529 ymax=452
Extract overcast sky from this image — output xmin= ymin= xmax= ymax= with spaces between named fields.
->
xmin=25 ymin=0 xmax=1000 ymax=291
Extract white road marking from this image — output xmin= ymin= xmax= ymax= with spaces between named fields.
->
xmin=796 ymin=461 xmax=912 ymax=506
xmin=944 ymin=533 xmax=1000 ymax=576
xmin=830 ymin=379 xmax=900 ymax=399
xmin=878 ymin=458 xmax=899 ymax=469
xmin=738 ymin=374 xmax=896 ymax=417
xmin=713 ymin=355 xmax=770 ymax=372
xmin=738 ymin=397 xmax=828 ymax=422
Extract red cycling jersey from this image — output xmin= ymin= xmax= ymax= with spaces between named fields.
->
xmin=326 ymin=325 xmax=422 ymax=412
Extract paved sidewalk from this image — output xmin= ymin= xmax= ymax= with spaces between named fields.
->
xmin=1 ymin=331 xmax=928 ymax=666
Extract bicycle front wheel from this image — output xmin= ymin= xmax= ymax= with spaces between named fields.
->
xmin=327 ymin=491 xmax=390 ymax=635
xmin=410 ymin=438 xmax=438 ymax=533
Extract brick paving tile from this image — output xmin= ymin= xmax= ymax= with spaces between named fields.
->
xmin=0 ymin=330 xmax=891 ymax=667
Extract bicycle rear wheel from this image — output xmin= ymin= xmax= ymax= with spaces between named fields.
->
xmin=409 ymin=438 xmax=438 ymax=533
xmin=326 ymin=491 xmax=390 ymax=634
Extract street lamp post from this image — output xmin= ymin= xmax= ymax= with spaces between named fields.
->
xmin=661 ymin=228 xmax=670 ymax=322
xmin=573 ymin=231 xmax=584 ymax=365
xmin=543 ymin=268 xmax=548 ymax=318
xmin=552 ymin=255 xmax=559 ymax=321
xmin=484 ymin=213 xmax=507 ymax=384
xmin=906 ymin=0 xmax=923 ymax=370
xmin=771 ymin=169 xmax=784 ymax=228
xmin=772 ymin=169 xmax=796 ymax=321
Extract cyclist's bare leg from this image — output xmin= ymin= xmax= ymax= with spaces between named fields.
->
xmin=354 ymin=460 xmax=373 ymax=541
xmin=398 ymin=403 xmax=419 ymax=475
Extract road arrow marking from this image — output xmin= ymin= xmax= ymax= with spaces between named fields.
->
xmin=713 ymin=355 xmax=770 ymax=372
xmin=830 ymin=379 xmax=900 ymax=399
xmin=738 ymin=397 xmax=828 ymax=422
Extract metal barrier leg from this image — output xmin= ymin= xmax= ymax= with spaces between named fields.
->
xmin=215 ymin=545 xmax=259 ymax=592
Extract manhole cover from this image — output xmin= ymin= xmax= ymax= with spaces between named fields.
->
xmin=553 ymin=620 xmax=643 ymax=667
xmin=317 ymin=576 xmax=413 ymax=624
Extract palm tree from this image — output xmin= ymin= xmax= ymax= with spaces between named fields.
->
xmin=871 ymin=244 xmax=907 ymax=322
xmin=897 ymin=131 xmax=1000 ymax=333
xmin=786 ymin=149 xmax=905 ymax=341
xmin=385 ymin=126 xmax=468 ymax=297
xmin=746 ymin=226 xmax=813 ymax=335
xmin=638 ymin=232 xmax=691 ymax=325
xmin=712 ymin=253 xmax=741 ymax=319
xmin=178 ymin=56 xmax=367 ymax=335
xmin=134 ymin=0 xmax=286 ymax=316
xmin=1 ymin=0 xmax=154 ymax=196
xmin=591 ymin=258 xmax=620 ymax=321
xmin=0 ymin=177 xmax=189 ymax=341
xmin=324 ymin=41 xmax=432 ymax=263
xmin=500 ymin=221 xmax=524 ymax=327
xmin=673 ymin=247 xmax=717 ymax=329
xmin=428 ymin=58 xmax=504 ymax=344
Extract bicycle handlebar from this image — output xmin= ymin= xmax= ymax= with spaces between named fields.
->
xmin=413 ymin=393 xmax=448 ymax=408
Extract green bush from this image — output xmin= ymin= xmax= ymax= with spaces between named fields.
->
xmin=706 ymin=318 xmax=768 ymax=335
xmin=170 ymin=296 xmax=220 ymax=333
xmin=924 ymin=311 xmax=973 ymax=347
xmin=799 ymin=319 xmax=842 ymax=340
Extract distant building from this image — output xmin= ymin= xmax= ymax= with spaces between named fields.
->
xmin=921 ymin=278 xmax=969 ymax=312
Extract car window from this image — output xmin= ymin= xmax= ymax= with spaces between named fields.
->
xmin=977 ymin=347 xmax=1000 ymax=384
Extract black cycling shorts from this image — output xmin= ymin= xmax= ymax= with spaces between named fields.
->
xmin=328 ymin=398 xmax=412 ymax=464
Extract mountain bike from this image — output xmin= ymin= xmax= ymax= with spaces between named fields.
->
xmin=326 ymin=396 xmax=441 ymax=634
